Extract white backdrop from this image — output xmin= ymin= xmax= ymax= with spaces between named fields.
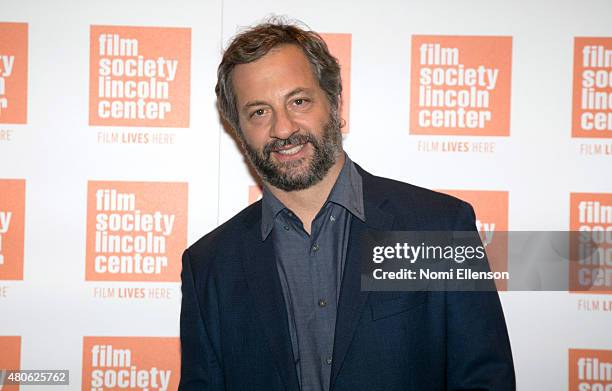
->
xmin=0 ymin=0 xmax=611 ymax=390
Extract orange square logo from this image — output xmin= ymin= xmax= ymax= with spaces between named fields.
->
xmin=0 ymin=179 xmax=25 ymax=281
xmin=569 ymin=349 xmax=612 ymax=389
xmin=89 ymin=25 xmax=191 ymax=128
xmin=410 ymin=36 xmax=512 ymax=136
xmin=572 ymin=38 xmax=612 ymax=138
xmin=0 ymin=23 xmax=28 ymax=124
xmin=321 ymin=33 xmax=351 ymax=133
xmin=439 ymin=190 xmax=509 ymax=290
xmin=82 ymin=337 xmax=179 ymax=391
xmin=569 ymin=193 xmax=612 ymax=293
xmin=0 ymin=336 xmax=21 ymax=391
xmin=85 ymin=181 xmax=187 ymax=282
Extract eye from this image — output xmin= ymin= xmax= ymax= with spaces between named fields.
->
xmin=293 ymin=98 xmax=310 ymax=107
xmin=250 ymin=108 xmax=265 ymax=118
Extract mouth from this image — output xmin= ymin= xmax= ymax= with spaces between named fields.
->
xmin=274 ymin=143 xmax=305 ymax=155
xmin=270 ymin=142 xmax=309 ymax=162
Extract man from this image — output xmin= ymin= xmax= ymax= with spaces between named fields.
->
xmin=180 ymin=19 xmax=515 ymax=391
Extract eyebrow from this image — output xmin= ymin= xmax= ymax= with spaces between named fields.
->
xmin=241 ymin=88 xmax=313 ymax=112
xmin=243 ymin=100 xmax=268 ymax=111
xmin=285 ymin=87 xmax=311 ymax=99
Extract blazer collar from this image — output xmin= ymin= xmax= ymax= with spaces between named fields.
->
xmin=241 ymin=209 xmax=301 ymax=391
xmin=329 ymin=165 xmax=395 ymax=389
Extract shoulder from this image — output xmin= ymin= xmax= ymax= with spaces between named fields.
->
xmin=184 ymin=201 xmax=260 ymax=270
xmin=356 ymin=164 xmax=476 ymax=230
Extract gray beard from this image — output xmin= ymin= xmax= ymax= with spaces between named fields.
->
xmin=241 ymin=112 xmax=343 ymax=192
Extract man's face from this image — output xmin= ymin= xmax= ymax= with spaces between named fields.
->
xmin=231 ymin=44 xmax=342 ymax=192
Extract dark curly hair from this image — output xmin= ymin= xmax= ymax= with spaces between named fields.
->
xmin=215 ymin=17 xmax=342 ymax=135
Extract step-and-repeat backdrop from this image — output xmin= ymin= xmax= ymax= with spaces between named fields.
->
xmin=1 ymin=0 xmax=611 ymax=390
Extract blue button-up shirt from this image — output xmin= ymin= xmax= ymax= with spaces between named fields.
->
xmin=261 ymin=155 xmax=365 ymax=391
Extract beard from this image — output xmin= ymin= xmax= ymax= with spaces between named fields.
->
xmin=240 ymin=110 xmax=343 ymax=192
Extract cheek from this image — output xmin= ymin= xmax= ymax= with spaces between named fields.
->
xmin=298 ymin=112 xmax=331 ymax=133
xmin=240 ymin=128 xmax=268 ymax=151
xmin=239 ymin=113 xmax=270 ymax=136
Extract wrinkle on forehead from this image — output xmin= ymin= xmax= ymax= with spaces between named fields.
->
xmin=231 ymin=44 xmax=320 ymax=110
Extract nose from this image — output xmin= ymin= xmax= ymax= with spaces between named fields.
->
xmin=270 ymin=107 xmax=298 ymax=140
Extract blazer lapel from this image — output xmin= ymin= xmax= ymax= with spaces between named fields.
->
xmin=241 ymin=208 xmax=300 ymax=391
xmin=330 ymin=196 xmax=395 ymax=389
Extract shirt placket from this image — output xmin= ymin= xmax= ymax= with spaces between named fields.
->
xmin=310 ymin=206 xmax=338 ymax=390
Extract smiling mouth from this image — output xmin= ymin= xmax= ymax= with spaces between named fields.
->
xmin=274 ymin=143 xmax=305 ymax=155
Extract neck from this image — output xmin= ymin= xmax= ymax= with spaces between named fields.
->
xmin=266 ymin=152 xmax=345 ymax=234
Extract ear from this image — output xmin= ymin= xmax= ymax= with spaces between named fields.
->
xmin=336 ymin=94 xmax=346 ymax=129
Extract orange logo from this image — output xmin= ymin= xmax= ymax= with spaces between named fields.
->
xmin=82 ymin=337 xmax=179 ymax=391
xmin=85 ymin=181 xmax=187 ymax=282
xmin=569 ymin=349 xmax=612 ymax=390
xmin=439 ymin=190 xmax=509 ymax=290
xmin=410 ymin=35 xmax=512 ymax=136
xmin=0 ymin=180 xmax=25 ymax=281
xmin=248 ymin=184 xmax=263 ymax=205
xmin=89 ymin=25 xmax=191 ymax=128
xmin=570 ymin=193 xmax=612 ymax=292
xmin=0 ymin=23 xmax=27 ymax=124
xmin=321 ymin=33 xmax=351 ymax=133
xmin=0 ymin=336 xmax=20 ymax=391
xmin=572 ymin=38 xmax=612 ymax=138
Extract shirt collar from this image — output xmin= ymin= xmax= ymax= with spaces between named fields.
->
xmin=327 ymin=153 xmax=365 ymax=221
xmin=260 ymin=153 xmax=365 ymax=241
xmin=261 ymin=184 xmax=287 ymax=240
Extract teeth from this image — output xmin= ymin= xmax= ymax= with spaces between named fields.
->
xmin=276 ymin=144 xmax=304 ymax=155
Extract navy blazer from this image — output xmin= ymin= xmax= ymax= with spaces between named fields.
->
xmin=179 ymin=165 xmax=515 ymax=390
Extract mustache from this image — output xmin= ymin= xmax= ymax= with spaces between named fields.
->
xmin=262 ymin=133 xmax=314 ymax=157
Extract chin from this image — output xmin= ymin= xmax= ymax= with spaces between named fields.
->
xmin=277 ymin=167 xmax=312 ymax=184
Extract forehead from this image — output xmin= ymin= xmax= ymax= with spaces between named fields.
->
xmin=231 ymin=44 xmax=319 ymax=105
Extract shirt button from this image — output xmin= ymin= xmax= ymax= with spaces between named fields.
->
xmin=325 ymin=356 xmax=333 ymax=365
xmin=318 ymin=299 xmax=327 ymax=307
xmin=330 ymin=215 xmax=336 ymax=222
xmin=312 ymin=244 xmax=319 ymax=252
xmin=283 ymin=225 xmax=290 ymax=230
